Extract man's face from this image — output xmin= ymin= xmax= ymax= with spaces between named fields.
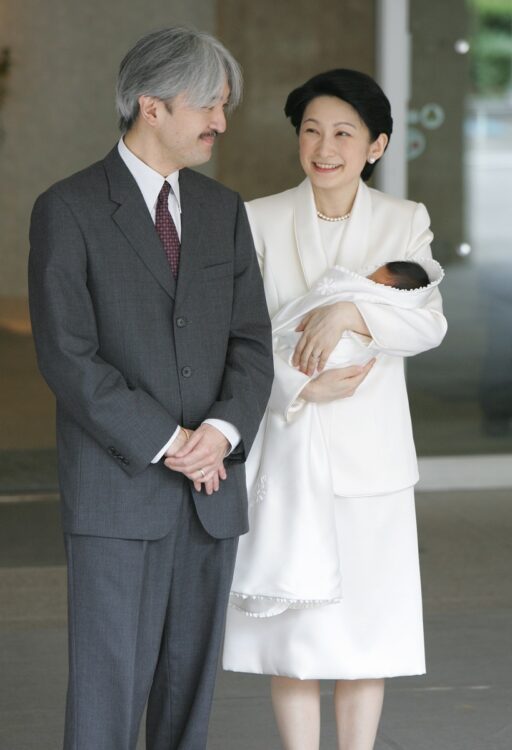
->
xmin=155 ymin=81 xmax=230 ymax=170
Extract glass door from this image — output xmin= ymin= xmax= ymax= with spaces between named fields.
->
xmin=406 ymin=0 xmax=512 ymax=457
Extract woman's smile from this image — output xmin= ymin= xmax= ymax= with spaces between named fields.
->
xmin=312 ymin=161 xmax=342 ymax=172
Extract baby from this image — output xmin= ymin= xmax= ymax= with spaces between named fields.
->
xmin=367 ymin=260 xmax=430 ymax=290
xmin=272 ymin=257 xmax=444 ymax=372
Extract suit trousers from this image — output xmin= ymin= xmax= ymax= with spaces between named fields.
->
xmin=63 ymin=489 xmax=238 ymax=750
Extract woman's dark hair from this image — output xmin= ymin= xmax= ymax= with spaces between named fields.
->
xmin=284 ymin=69 xmax=393 ymax=182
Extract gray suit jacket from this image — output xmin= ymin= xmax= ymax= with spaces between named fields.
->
xmin=28 ymin=147 xmax=273 ymax=540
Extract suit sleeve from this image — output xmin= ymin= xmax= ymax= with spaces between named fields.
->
xmin=28 ymin=189 xmax=178 ymax=477
xmin=205 ymin=196 xmax=274 ymax=460
xmin=356 ymin=202 xmax=448 ymax=357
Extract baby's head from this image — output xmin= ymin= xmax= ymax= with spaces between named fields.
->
xmin=367 ymin=261 xmax=430 ymax=290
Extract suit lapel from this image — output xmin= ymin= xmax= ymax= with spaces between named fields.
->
xmin=335 ymin=180 xmax=372 ymax=271
xmin=174 ymin=169 xmax=205 ymax=303
xmin=292 ymin=178 xmax=373 ymax=286
xmin=103 ymin=147 xmax=176 ymax=299
xmin=293 ymin=178 xmax=329 ymax=289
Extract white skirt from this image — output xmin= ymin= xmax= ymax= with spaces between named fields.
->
xmin=223 ymin=487 xmax=425 ymax=680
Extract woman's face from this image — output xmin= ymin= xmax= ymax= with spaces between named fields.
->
xmin=298 ymin=95 xmax=385 ymax=195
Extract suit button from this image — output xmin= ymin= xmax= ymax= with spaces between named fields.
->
xmin=176 ymin=317 xmax=187 ymax=328
xmin=181 ymin=366 xmax=192 ymax=378
xmin=108 ymin=446 xmax=116 ymax=455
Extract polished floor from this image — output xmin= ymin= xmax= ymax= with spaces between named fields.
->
xmin=1 ymin=308 xmax=511 ymax=748
xmin=1 ymin=488 xmax=511 ymax=750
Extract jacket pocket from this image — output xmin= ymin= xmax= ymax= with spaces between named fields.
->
xmin=199 ymin=260 xmax=233 ymax=280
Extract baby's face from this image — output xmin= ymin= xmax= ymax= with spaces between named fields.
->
xmin=367 ymin=267 xmax=396 ymax=287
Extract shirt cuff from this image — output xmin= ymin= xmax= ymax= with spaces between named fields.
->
xmin=151 ymin=425 xmax=181 ymax=463
xmin=268 ymin=357 xmax=312 ymax=422
xmin=203 ymin=419 xmax=241 ymax=456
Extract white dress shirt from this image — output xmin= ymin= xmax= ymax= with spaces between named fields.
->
xmin=117 ymin=138 xmax=241 ymax=462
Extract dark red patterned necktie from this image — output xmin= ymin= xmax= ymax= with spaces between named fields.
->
xmin=155 ymin=181 xmax=180 ymax=278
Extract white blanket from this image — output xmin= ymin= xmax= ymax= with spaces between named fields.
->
xmin=230 ymin=259 xmax=444 ymax=617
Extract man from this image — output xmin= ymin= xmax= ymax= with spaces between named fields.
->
xmin=28 ymin=27 xmax=273 ymax=750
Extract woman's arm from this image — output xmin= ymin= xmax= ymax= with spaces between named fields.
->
xmin=258 ymin=277 xmax=373 ymax=420
xmin=293 ymin=202 xmax=447 ymax=372
xmin=293 ymin=301 xmax=370 ymax=375
xmin=268 ymin=349 xmax=375 ymax=418
xmin=300 ymin=360 xmax=375 ymax=402
xmin=355 ymin=204 xmax=447 ymax=356
xmin=355 ymin=286 xmax=446 ymax=358
xmin=247 ymin=203 xmax=377 ymax=419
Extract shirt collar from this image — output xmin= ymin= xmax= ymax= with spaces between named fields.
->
xmin=117 ymin=137 xmax=181 ymax=215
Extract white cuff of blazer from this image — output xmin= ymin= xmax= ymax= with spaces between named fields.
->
xmin=151 ymin=420 xmax=241 ymax=463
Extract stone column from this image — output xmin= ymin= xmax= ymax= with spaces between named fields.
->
xmin=217 ymin=0 xmax=375 ymax=199
xmin=0 ymin=0 xmax=215 ymax=300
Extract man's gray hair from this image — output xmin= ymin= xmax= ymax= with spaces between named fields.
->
xmin=116 ymin=26 xmax=243 ymax=133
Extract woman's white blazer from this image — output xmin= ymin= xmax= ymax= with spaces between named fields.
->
xmin=246 ymin=178 xmax=447 ymax=496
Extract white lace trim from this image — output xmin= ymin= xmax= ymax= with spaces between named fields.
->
xmin=229 ymin=591 xmax=342 ymax=618
xmin=327 ymin=256 xmax=445 ymax=295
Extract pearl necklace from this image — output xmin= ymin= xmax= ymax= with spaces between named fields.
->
xmin=316 ymin=210 xmax=351 ymax=222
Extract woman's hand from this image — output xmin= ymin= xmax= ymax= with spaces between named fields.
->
xmin=293 ymin=302 xmax=370 ymax=375
xmin=300 ymin=360 xmax=375 ymax=403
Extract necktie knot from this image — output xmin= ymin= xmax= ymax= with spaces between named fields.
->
xmin=158 ymin=181 xmax=171 ymax=202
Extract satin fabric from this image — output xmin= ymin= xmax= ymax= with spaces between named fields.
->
xmin=248 ymin=179 xmax=447 ymax=497
xmin=229 ymin=261 xmax=443 ymax=617
xmin=224 ymin=487 xmax=426 ymax=679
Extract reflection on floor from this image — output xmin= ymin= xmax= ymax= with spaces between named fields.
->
xmin=0 ymin=490 xmax=511 ymax=750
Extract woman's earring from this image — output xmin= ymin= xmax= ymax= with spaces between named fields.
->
xmin=368 ymin=156 xmax=376 ymax=164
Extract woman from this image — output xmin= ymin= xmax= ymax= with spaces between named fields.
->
xmin=223 ymin=69 xmax=447 ymax=750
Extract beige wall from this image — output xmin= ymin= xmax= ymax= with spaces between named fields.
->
xmin=217 ymin=0 xmax=375 ymax=199
xmin=0 ymin=1 xmax=375 ymax=298
xmin=0 ymin=0 xmax=214 ymax=299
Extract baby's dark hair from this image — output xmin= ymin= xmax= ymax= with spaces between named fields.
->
xmin=386 ymin=261 xmax=430 ymax=290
